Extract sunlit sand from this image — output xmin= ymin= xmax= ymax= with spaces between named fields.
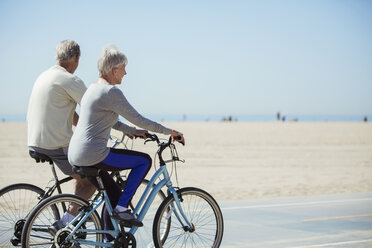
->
xmin=0 ymin=122 xmax=371 ymax=203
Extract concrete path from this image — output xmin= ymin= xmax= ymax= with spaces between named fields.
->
xmin=1 ymin=193 xmax=371 ymax=247
xmin=220 ymin=193 xmax=372 ymax=247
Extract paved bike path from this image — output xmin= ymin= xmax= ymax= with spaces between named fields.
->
xmin=2 ymin=193 xmax=371 ymax=247
xmin=220 ymin=193 xmax=372 ymax=248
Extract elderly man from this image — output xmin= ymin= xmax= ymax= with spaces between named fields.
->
xmin=27 ymin=40 xmax=96 ymax=231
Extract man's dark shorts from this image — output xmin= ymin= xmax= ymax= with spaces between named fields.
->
xmin=28 ymin=146 xmax=74 ymax=175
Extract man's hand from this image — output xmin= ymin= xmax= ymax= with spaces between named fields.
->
xmin=73 ymin=112 xmax=79 ymax=126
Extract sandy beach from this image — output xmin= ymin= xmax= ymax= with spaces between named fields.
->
xmin=0 ymin=121 xmax=371 ymax=203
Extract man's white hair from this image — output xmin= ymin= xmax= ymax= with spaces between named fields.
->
xmin=97 ymin=45 xmax=128 ymax=76
xmin=55 ymin=40 xmax=80 ymax=63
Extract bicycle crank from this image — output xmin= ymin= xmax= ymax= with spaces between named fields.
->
xmin=55 ymin=228 xmax=75 ymax=248
xmin=114 ymin=232 xmax=136 ymax=248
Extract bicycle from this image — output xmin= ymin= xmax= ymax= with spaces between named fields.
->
xmin=21 ymin=133 xmax=224 ymax=248
xmin=0 ymin=134 xmax=165 ymax=247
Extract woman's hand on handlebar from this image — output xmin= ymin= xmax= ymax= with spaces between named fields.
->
xmin=171 ymin=130 xmax=185 ymax=145
xmin=134 ymin=129 xmax=148 ymax=139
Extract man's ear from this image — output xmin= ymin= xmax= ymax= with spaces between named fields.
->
xmin=75 ymin=55 xmax=80 ymax=63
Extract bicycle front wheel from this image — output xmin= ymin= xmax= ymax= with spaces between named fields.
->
xmin=153 ymin=187 xmax=224 ymax=248
xmin=0 ymin=183 xmax=45 ymax=247
xmin=21 ymin=194 xmax=102 ymax=248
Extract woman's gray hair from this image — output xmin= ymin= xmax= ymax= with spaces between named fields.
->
xmin=55 ymin=40 xmax=80 ymax=63
xmin=97 ymin=45 xmax=128 ymax=76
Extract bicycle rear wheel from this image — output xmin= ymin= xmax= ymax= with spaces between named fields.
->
xmin=153 ymin=187 xmax=224 ymax=248
xmin=0 ymin=183 xmax=45 ymax=247
xmin=21 ymin=194 xmax=102 ymax=248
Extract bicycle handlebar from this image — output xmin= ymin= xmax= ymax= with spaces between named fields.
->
xmin=144 ymin=133 xmax=160 ymax=144
xmin=143 ymin=133 xmax=184 ymax=145
xmin=112 ymin=132 xmax=184 ymax=166
xmin=141 ymin=133 xmax=184 ymax=165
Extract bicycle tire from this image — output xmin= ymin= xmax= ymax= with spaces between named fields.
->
xmin=21 ymin=194 xmax=102 ymax=248
xmin=0 ymin=183 xmax=45 ymax=247
xmin=152 ymin=187 xmax=224 ymax=248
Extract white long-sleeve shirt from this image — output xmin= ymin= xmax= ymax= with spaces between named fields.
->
xmin=27 ymin=65 xmax=86 ymax=149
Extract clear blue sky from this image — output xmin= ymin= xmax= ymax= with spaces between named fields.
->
xmin=0 ymin=0 xmax=371 ymax=119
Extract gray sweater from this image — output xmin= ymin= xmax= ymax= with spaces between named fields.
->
xmin=68 ymin=81 xmax=171 ymax=166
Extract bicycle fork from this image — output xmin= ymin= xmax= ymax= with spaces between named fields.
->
xmin=164 ymin=171 xmax=194 ymax=232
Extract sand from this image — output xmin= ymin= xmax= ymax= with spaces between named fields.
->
xmin=0 ymin=121 xmax=371 ymax=203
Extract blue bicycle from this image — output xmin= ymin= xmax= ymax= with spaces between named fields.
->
xmin=0 ymin=134 xmax=162 ymax=248
xmin=21 ymin=133 xmax=224 ymax=247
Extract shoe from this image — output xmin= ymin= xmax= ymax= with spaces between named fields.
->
xmin=112 ymin=209 xmax=143 ymax=227
xmin=48 ymin=220 xmax=64 ymax=236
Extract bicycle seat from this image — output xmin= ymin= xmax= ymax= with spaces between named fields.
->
xmin=29 ymin=150 xmax=53 ymax=165
xmin=72 ymin=166 xmax=101 ymax=178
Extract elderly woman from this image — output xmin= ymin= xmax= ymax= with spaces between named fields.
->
xmin=68 ymin=45 xmax=184 ymax=230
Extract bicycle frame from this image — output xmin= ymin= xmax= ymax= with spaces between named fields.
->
xmin=129 ymin=163 xmax=193 ymax=234
xmin=41 ymin=163 xmax=73 ymax=200
xmin=66 ymin=185 xmax=118 ymax=247
xmin=64 ymin=163 xmax=193 ymax=247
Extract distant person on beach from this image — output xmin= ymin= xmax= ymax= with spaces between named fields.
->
xmin=68 ymin=45 xmax=184 ymax=238
xmin=222 ymin=115 xmax=236 ymax=122
xmin=364 ymin=116 xmax=368 ymax=122
xmin=277 ymin=112 xmax=281 ymax=121
xmin=27 ymin=40 xmax=96 ymax=231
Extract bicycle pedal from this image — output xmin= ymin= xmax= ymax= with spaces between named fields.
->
xmin=113 ymin=218 xmax=136 ymax=228
xmin=111 ymin=210 xmax=143 ymax=227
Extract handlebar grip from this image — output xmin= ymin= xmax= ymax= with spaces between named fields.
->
xmin=144 ymin=133 xmax=160 ymax=143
